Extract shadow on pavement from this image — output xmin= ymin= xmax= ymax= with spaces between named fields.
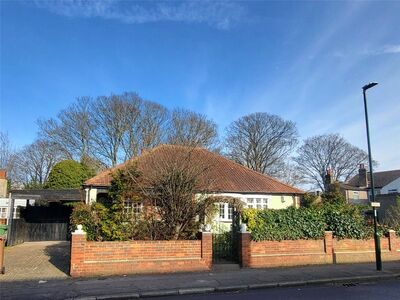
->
xmin=43 ymin=242 xmax=71 ymax=276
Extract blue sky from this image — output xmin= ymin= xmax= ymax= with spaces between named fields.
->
xmin=1 ymin=0 xmax=399 ymax=170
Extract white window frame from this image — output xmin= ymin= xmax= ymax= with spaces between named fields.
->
xmin=124 ymin=200 xmax=143 ymax=217
xmin=247 ymin=196 xmax=269 ymax=210
xmin=218 ymin=203 xmax=234 ymax=221
xmin=219 ymin=203 xmax=225 ymax=219
xmin=0 ymin=207 xmax=7 ymax=219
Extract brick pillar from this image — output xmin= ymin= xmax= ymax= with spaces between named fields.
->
xmin=70 ymin=225 xmax=87 ymax=277
xmin=324 ymin=231 xmax=334 ymax=264
xmin=388 ymin=230 xmax=397 ymax=252
xmin=201 ymin=232 xmax=212 ymax=269
xmin=240 ymin=232 xmax=251 ymax=268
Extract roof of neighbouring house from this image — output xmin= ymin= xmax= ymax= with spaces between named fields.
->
xmin=347 ymin=169 xmax=400 ymax=188
xmin=338 ymin=182 xmax=368 ymax=191
xmin=84 ymin=144 xmax=304 ymax=194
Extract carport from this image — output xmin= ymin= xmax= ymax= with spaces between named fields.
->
xmin=6 ymin=189 xmax=83 ymax=246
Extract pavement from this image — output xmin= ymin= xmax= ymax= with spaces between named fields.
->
xmin=0 ymin=241 xmax=70 ymax=281
xmin=1 ymin=261 xmax=400 ymax=300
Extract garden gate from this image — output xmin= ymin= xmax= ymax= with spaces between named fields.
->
xmin=212 ymin=210 xmax=241 ymax=263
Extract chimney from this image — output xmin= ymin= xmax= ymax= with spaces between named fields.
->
xmin=324 ymin=169 xmax=334 ymax=191
xmin=358 ymin=164 xmax=368 ymax=187
xmin=0 ymin=169 xmax=7 ymax=198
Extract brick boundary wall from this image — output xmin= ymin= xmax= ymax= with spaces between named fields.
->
xmin=240 ymin=230 xmax=399 ymax=268
xmin=333 ymin=230 xmax=399 ymax=264
xmin=70 ymin=228 xmax=212 ymax=277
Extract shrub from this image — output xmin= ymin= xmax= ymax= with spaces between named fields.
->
xmin=70 ymin=202 xmax=108 ymax=241
xmin=70 ymin=202 xmax=168 ymax=241
xmin=321 ymin=182 xmax=346 ymax=205
xmin=301 ymin=193 xmax=319 ymax=208
xmin=383 ymin=196 xmax=400 ymax=237
xmin=242 ymin=203 xmax=374 ymax=241
xmin=322 ymin=203 xmax=372 ymax=239
xmin=242 ymin=206 xmax=325 ymax=241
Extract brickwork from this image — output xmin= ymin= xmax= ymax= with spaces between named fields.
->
xmin=241 ymin=231 xmax=399 ymax=268
xmin=333 ymin=230 xmax=399 ymax=263
xmin=70 ymin=231 xmax=212 ymax=277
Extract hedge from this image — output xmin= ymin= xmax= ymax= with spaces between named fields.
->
xmin=242 ymin=204 xmax=373 ymax=241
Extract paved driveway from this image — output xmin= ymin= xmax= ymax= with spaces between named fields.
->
xmin=0 ymin=241 xmax=70 ymax=282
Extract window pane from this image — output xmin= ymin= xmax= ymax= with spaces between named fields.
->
xmin=124 ymin=200 xmax=133 ymax=214
xmin=219 ymin=203 xmax=225 ymax=219
xmin=247 ymin=198 xmax=254 ymax=203
xmin=228 ymin=204 xmax=233 ymax=220
xmin=256 ymin=204 xmax=262 ymax=209
xmin=248 ymin=204 xmax=253 ymax=209
xmin=256 ymin=198 xmax=261 ymax=203
xmin=132 ymin=202 xmax=142 ymax=216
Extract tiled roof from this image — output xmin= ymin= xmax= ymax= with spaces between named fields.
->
xmin=347 ymin=169 xmax=400 ymax=188
xmin=338 ymin=182 xmax=367 ymax=191
xmin=84 ymin=145 xmax=304 ymax=194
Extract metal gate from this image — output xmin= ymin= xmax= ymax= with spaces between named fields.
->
xmin=212 ymin=210 xmax=241 ymax=263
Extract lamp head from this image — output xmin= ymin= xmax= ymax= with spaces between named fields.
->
xmin=363 ymin=82 xmax=378 ymax=91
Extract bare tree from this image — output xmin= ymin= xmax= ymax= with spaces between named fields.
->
xmin=0 ymin=131 xmax=17 ymax=180
xmin=293 ymin=133 xmax=371 ymax=191
xmin=225 ymin=112 xmax=298 ymax=177
xmin=167 ymin=109 xmax=219 ymax=149
xmin=91 ymin=93 xmax=141 ymax=167
xmin=14 ymin=139 xmax=64 ymax=187
xmin=37 ymin=92 xmax=218 ymax=167
xmin=38 ymin=97 xmax=93 ymax=161
xmin=139 ymin=101 xmax=169 ymax=150
xmin=138 ymin=147 xmax=215 ymax=239
xmin=274 ymin=162 xmax=306 ymax=188
xmin=122 ymin=98 xmax=168 ymax=159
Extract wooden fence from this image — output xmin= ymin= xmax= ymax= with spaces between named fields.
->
xmin=6 ymin=219 xmax=69 ymax=246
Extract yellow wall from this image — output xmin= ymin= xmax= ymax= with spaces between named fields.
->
xmin=269 ymin=195 xmax=296 ymax=209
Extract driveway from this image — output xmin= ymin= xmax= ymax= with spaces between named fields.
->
xmin=0 ymin=241 xmax=70 ymax=282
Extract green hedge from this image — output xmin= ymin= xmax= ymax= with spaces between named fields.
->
xmin=242 ymin=204 xmax=373 ymax=241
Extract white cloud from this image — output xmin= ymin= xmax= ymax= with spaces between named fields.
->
xmin=332 ymin=44 xmax=400 ymax=58
xmin=379 ymin=44 xmax=400 ymax=54
xmin=32 ymin=0 xmax=246 ymax=30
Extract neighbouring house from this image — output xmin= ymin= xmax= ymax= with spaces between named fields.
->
xmin=83 ymin=145 xmax=304 ymax=228
xmin=323 ymin=168 xmax=369 ymax=205
xmin=0 ymin=170 xmax=27 ymax=221
xmin=0 ymin=169 xmax=7 ymax=198
xmin=337 ymin=165 xmax=400 ymax=204
xmin=346 ymin=165 xmax=400 ymax=196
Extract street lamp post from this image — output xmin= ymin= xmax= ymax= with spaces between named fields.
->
xmin=362 ymin=82 xmax=382 ymax=271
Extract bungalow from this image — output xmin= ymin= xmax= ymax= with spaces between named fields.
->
xmin=83 ymin=145 xmax=304 ymax=227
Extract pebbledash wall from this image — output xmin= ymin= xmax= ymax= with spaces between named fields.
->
xmin=70 ymin=227 xmax=212 ymax=277
xmin=240 ymin=230 xmax=400 ymax=268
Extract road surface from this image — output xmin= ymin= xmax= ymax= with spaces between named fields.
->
xmin=154 ymin=279 xmax=400 ymax=300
